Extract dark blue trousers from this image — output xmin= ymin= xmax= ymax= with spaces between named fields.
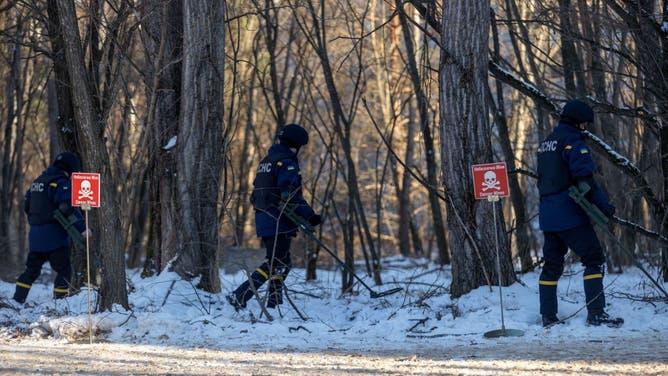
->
xmin=539 ymin=224 xmax=605 ymax=316
xmin=233 ymin=234 xmax=292 ymax=307
xmin=13 ymin=247 xmax=71 ymax=303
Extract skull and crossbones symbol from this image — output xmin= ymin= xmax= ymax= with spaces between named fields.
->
xmin=481 ymin=171 xmax=501 ymax=191
xmin=78 ymin=180 xmax=94 ymax=200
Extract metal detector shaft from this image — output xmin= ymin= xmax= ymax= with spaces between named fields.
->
xmin=569 ymin=183 xmax=668 ymax=299
xmin=53 ymin=209 xmax=85 ymax=251
xmin=282 ymin=205 xmax=402 ymax=298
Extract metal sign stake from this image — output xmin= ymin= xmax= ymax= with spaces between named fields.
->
xmin=81 ymin=201 xmax=93 ymax=344
xmin=484 ymin=194 xmax=524 ymax=338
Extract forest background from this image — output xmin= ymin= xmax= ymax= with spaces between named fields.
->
xmin=0 ymin=0 xmax=667 ymax=311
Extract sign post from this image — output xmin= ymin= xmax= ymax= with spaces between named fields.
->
xmin=471 ymin=162 xmax=523 ymax=338
xmin=71 ymin=172 xmax=100 ymax=344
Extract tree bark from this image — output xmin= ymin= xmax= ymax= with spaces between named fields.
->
xmin=558 ymin=0 xmax=586 ymax=96
xmin=173 ymin=0 xmax=226 ymax=293
xmin=490 ymin=9 xmax=532 ymax=272
xmin=0 ymin=10 xmax=25 ymax=268
xmin=46 ymin=0 xmax=78 ymax=151
xmin=56 ymin=0 xmax=128 ymax=310
xmin=141 ymin=0 xmax=183 ymax=276
xmin=440 ymin=0 xmax=514 ymax=297
xmin=396 ymin=0 xmax=449 ymax=262
xmin=297 ymin=0 xmax=383 ymax=288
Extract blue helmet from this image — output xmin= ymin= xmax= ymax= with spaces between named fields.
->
xmin=53 ymin=151 xmax=81 ymax=174
xmin=278 ymin=123 xmax=309 ymax=148
xmin=560 ymin=99 xmax=594 ymax=124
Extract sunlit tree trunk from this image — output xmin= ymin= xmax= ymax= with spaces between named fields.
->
xmin=396 ymin=0 xmax=448 ymax=262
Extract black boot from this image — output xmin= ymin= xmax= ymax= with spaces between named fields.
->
xmin=227 ymin=263 xmax=271 ymax=311
xmin=226 ymin=293 xmax=245 ymax=311
xmin=586 ymin=311 xmax=624 ymax=328
xmin=542 ymin=314 xmax=561 ymax=327
xmin=13 ymin=283 xmax=30 ymax=304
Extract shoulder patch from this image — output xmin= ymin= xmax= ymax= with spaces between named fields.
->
xmin=287 ymin=166 xmax=296 ymax=171
xmin=565 ymin=145 xmax=573 ymax=150
xmin=580 ymin=148 xmax=589 ymax=154
xmin=277 ymin=161 xmax=283 ymax=166
xmin=49 ymin=182 xmax=58 ymax=188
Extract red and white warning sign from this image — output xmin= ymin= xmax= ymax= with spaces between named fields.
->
xmin=471 ymin=162 xmax=510 ymax=200
xmin=71 ymin=172 xmax=101 ymax=208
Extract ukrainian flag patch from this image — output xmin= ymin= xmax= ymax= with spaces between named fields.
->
xmin=580 ymin=148 xmax=589 ymax=154
xmin=287 ymin=166 xmax=296 ymax=171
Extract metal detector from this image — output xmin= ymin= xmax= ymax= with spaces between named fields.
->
xmin=569 ymin=183 xmax=668 ymax=299
xmin=483 ymin=195 xmax=524 ymax=338
xmin=282 ymin=205 xmax=403 ymax=298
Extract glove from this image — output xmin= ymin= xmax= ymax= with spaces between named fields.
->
xmin=308 ymin=214 xmax=322 ymax=226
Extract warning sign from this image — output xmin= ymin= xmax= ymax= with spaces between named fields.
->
xmin=471 ymin=162 xmax=510 ymax=200
xmin=71 ymin=173 xmax=101 ymax=208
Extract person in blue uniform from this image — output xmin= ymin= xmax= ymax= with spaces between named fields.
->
xmin=537 ymin=99 xmax=623 ymax=327
xmin=13 ymin=152 xmax=86 ymax=304
xmin=227 ymin=124 xmax=321 ymax=310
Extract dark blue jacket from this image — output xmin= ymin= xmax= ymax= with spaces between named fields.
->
xmin=537 ymin=123 xmax=612 ymax=231
xmin=252 ymin=144 xmax=316 ymax=237
xmin=25 ymin=167 xmax=85 ymax=251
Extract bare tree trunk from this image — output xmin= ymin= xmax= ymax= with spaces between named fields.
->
xmin=296 ymin=0 xmax=383 ymax=288
xmin=56 ymin=0 xmax=128 ymax=310
xmin=440 ymin=0 xmax=514 ymax=297
xmin=558 ymin=0 xmax=586 ymax=96
xmin=385 ymin=7 xmax=410 ymax=257
xmin=46 ymin=0 xmax=78 ymax=151
xmin=490 ymin=9 xmax=532 ymax=272
xmin=396 ymin=0 xmax=449 ymax=263
xmin=0 ymin=10 xmax=25 ymax=268
xmin=173 ymin=0 xmax=226 ymax=293
xmin=605 ymin=0 xmax=668 ymax=281
xmin=229 ymin=39 xmax=257 ymax=248
xmin=46 ymin=0 xmax=89 ymax=289
xmin=141 ymin=0 xmax=183 ymax=276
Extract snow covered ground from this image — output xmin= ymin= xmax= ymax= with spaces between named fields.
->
xmin=1 ymin=256 xmax=667 ymax=375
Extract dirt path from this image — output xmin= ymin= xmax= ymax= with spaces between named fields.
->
xmin=1 ymin=335 xmax=666 ymax=375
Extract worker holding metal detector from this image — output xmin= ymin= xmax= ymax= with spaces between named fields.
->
xmin=227 ymin=124 xmax=321 ymax=311
xmin=536 ymin=99 xmax=623 ymax=328
xmin=13 ymin=152 xmax=87 ymax=304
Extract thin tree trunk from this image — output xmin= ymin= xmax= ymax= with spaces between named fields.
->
xmin=297 ymin=0 xmax=382 ymax=287
xmin=0 ymin=10 xmax=24 ymax=268
xmin=558 ymin=0 xmax=586 ymax=96
xmin=46 ymin=0 xmax=77 ymax=151
xmin=396 ymin=0 xmax=448 ymax=263
xmin=141 ymin=0 xmax=182 ymax=276
xmin=490 ymin=9 xmax=532 ymax=272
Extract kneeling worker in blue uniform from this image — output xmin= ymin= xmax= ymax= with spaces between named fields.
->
xmin=227 ymin=124 xmax=321 ymax=310
xmin=13 ymin=152 xmax=87 ymax=304
xmin=537 ymin=100 xmax=623 ymax=328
